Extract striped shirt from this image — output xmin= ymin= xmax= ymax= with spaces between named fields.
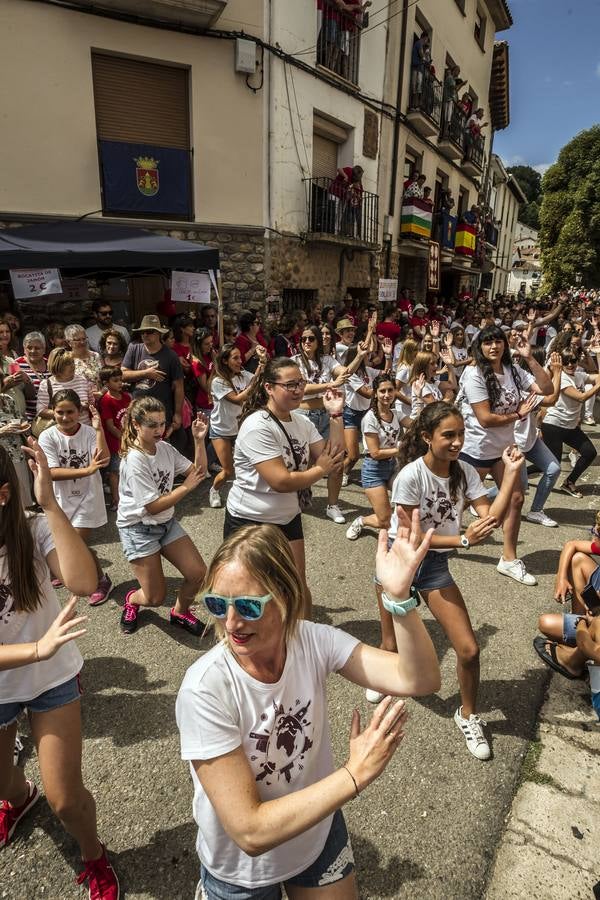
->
xmin=15 ymin=356 xmax=48 ymax=421
xmin=36 ymin=373 xmax=93 ymax=425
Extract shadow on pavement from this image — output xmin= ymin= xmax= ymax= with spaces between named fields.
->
xmin=111 ymin=822 xmax=199 ymax=899
xmin=352 ymin=832 xmax=427 ymax=895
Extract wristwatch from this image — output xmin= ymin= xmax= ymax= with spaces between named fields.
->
xmin=381 ymin=590 xmax=420 ymax=616
xmin=460 ymin=534 xmax=470 ymax=549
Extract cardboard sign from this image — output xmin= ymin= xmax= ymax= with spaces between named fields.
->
xmin=171 ymin=271 xmax=211 ymax=304
xmin=378 ymin=278 xmax=398 ymax=303
xmin=10 ymin=268 xmax=62 ymax=299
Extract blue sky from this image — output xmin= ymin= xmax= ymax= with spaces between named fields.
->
xmin=494 ymin=0 xmax=600 ymax=175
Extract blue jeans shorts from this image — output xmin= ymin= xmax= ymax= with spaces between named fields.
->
xmin=118 ymin=517 xmax=187 ymax=561
xmin=361 ymin=456 xmax=397 ymax=489
xmin=196 ymin=809 xmax=354 ymax=899
xmin=297 ymin=406 xmax=330 ymax=440
xmin=209 ymin=430 xmax=236 ymax=442
xmin=343 ymin=406 xmax=366 ymax=430
xmin=563 ymin=613 xmax=585 ymax=647
xmin=108 ymin=452 xmax=120 ymax=474
xmin=459 ymin=451 xmax=502 ymax=469
xmin=374 ymin=547 xmax=454 ymax=592
xmin=0 ymin=674 xmax=82 ymax=729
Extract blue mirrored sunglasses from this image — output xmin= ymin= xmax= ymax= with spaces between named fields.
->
xmin=201 ymin=592 xmax=272 ymax=621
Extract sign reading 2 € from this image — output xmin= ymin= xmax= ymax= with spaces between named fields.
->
xmin=135 ymin=156 xmax=159 ymax=197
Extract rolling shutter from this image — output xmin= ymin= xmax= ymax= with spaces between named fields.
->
xmin=312 ymin=134 xmax=338 ymax=179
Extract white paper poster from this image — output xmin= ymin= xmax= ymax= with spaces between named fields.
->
xmin=378 ymin=278 xmax=398 ymax=303
xmin=171 ymin=271 xmax=211 ymax=304
xmin=10 ymin=268 xmax=62 ymax=299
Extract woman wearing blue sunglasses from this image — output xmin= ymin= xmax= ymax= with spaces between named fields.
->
xmin=176 ymin=512 xmax=440 ymax=900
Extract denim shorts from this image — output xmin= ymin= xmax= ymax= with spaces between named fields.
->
xmin=459 ymin=451 xmax=501 ymax=469
xmin=343 ymin=406 xmax=367 ymax=430
xmin=412 ymin=550 xmax=455 ymax=592
xmin=361 ymin=456 xmax=397 ymax=489
xmin=108 ymin=452 xmax=120 ymax=474
xmin=209 ymin=430 xmax=236 ymax=442
xmin=223 ymin=508 xmax=304 ymax=543
xmin=0 ymin=674 xmax=82 ymax=728
xmin=196 ymin=809 xmax=354 ymax=899
xmin=118 ymin=517 xmax=187 ymax=561
xmin=297 ymin=406 xmax=330 ymax=440
xmin=563 ymin=613 xmax=585 ymax=647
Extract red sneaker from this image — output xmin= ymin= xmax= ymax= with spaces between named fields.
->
xmin=0 ymin=781 xmax=40 ymax=848
xmin=76 ymin=845 xmax=120 ymax=899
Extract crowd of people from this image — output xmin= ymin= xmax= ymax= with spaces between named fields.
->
xmin=1 ymin=284 xmax=600 ymax=899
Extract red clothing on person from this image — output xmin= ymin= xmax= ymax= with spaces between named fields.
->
xmin=172 ymin=342 xmax=193 ymax=362
xmin=235 ymin=331 xmax=268 ymax=361
xmin=376 ymin=321 xmax=402 ymax=345
xmin=397 ymin=298 xmax=413 ymax=318
xmin=409 ymin=313 xmax=430 ymax=330
xmin=99 ymin=391 xmax=132 ymax=454
xmin=191 ymin=354 xmax=214 ymax=410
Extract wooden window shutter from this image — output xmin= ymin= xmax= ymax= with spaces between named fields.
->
xmin=92 ymin=53 xmax=190 ymax=149
xmin=312 ymin=134 xmax=338 ymax=179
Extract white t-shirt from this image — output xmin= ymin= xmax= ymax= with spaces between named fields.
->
xmin=514 ymin=393 xmax=545 ymax=453
xmin=39 ymin=425 xmax=107 ymax=528
xmin=390 ymin=456 xmax=487 ymax=550
xmin=345 ymin=366 xmax=379 ymax=412
xmin=542 ymin=371 xmax=588 ymax=430
xmin=361 ymin=409 xmax=401 ymax=454
xmin=117 ymin=442 xmax=191 ymax=527
xmin=451 ymin=346 xmax=469 ymax=373
xmin=410 ymin=380 xmax=442 ymax=419
xmin=176 ymin=620 xmax=359 ymax=888
xmin=335 ymin=341 xmax=352 ymax=364
xmin=459 ymin=364 xmax=535 ymax=459
xmin=85 ymin=323 xmax=130 ymax=353
xmin=0 ymin=516 xmax=83 ymax=703
xmin=210 ymin=372 xmax=253 ymax=437
xmin=36 ymin=374 xmax=93 ymax=425
xmin=464 ymin=324 xmax=479 ymax=346
xmin=395 ymin=363 xmax=412 ymax=420
xmin=227 ymin=410 xmax=321 ymax=525
xmin=292 ymin=353 xmax=338 ymax=400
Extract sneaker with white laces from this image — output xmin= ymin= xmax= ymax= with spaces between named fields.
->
xmin=454 ymin=707 xmax=491 ymax=761
xmin=0 ymin=781 xmax=40 ymax=848
xmin=468 ymin=505 xmax=480 ymax=518
xmin=345 ymin=516 xmax=363 ymax=540
xmin=583 ymin=417 xmax=596 ymax=426
xmin=209 ymin=487 xmax=222 ymax=508
xmin=496 ymin=556 xmax=537 ymax=585
xmin=365 ymin=689 xmax=385 ymax=703
xmin=525 ymin=510 xmax=558 ymax=528
xmin=326 ymin=504 xmax=346 ymax=524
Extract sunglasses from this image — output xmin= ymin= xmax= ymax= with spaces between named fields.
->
xmin=201 ymin=591 xmax=272 ymax=620
xmin=301 ymin=335 xmax=317 ymax=343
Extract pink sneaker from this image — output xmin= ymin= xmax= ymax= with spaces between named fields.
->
xmin=120 ymin=590 xmax=140 ymax=635
xmin=89 ymin=575 xmax=113 ymax=607
xmin=76 ymin=844 xmax=120 ymax=899
xmin=169 ymin=606 xmax=203 ymax=636
xmin=0 ymin=781 xmax=40 ymax=848
xmin=51 ymin=578 xmax=63 ymax=588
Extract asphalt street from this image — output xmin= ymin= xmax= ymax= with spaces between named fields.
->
xmin=2 ymin=444 xmax=599 ymax=900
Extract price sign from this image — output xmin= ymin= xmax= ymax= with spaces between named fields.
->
xmin=10 ymin=268 xmax=62 ymax=299
xmin=171 ymin=271 xmax=211 ymax=304
xmin=378 ymin=278 xmax=398 ymax=303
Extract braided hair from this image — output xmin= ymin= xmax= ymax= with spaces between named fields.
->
xmin=472 ymin=325 xmax=523 ymax=411
xmin=398 ymin=401 xmax=467 ymax=503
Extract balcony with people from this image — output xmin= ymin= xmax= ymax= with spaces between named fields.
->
xmin=316 ymin=0 xmax=371 ymax=86
xmin=407 ymin=32 xmax=443 ymax=137
xmin=398 ymin=171 xmax=434 ymax=256
xmin=304 ymin=164 xmax=379 ymax=247
xmin=462 ymin=107 xmax=488 ymax=176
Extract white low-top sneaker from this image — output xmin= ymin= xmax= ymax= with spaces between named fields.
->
xmin=496 ymin=556 xmax=537 ymax=585
xmin=345 ymin=516 xmax=363 ymax=540
xmin=326 ymin=504 xmax=346 ymax=524
xmin=525 ymin=510 xmax=558 ymax=528
xmin=365 ymin=689 xmax=385 ymax=704
xmin=341 ymin=473 xmax=349 ymax=487
xmin=454 ymin=707 xmax=491 ymax=760
xmin=209 ymin=487 xmax=222 ymax=508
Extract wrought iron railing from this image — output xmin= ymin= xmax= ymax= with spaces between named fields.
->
xmin=317 ymin=0 xmax=362 ymax=84
xmin=439 ymin=103 xmax=466 ymax=152
xmin=483 ymin=220 xmax=498 ymax=247
xmin=304 ymin=176 xmax=379 ymax=245
xmin=464 ymin=133 xmax=485 ymax=171
xmin=408 ymin=70 xmax=443 ymax=128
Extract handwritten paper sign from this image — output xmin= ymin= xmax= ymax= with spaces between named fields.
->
xmin=171 ymin=271 xmax=211 ymax=304
xmin=378 ymin=278 xmax=398 ymax=303
xmin=10 ymin=268 xmax=62 ymax=299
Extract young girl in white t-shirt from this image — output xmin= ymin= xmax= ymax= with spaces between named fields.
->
xmin=408 ymin=350 xmax=456 ymax=418
xmin=394 ymin=338 xmax=418 ymax=427
xmin=38 ymin=390 xmax=112 ymax=608
xmin=0 ymin=440 xmax=119 ymax=897
xmin=380 ymin=402 xmax=524 ymax=760
xmin=117 ymin=397 xmax=208 ymax=637
xmin=342 ymin=338 xmax=393 ymax=484
xmin=208 ymin=343 xmax=265 ymax=509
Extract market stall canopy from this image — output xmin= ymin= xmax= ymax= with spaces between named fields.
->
xmin=0 ymin=220 xmax=219 ymax=271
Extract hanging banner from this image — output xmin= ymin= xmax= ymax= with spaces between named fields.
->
xmin=10 ymin=268 xmax=62 ymax=299
xmin=428 ymin=242 xmax=440 ymax=292
xmin=378 ymin=278 xmax=398 ymax=303
xmin=171 ymin=271 xmax=211 ymax=304
xmin=98 ymin=140 xmax=192 ymax=217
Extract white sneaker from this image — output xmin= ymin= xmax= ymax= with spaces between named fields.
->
xmin=365 ymin=689 xmax=385 ymax=704
xmin=454 ymin=707 xmax=491 ymax=761
xmin=583 ymin=417 xmax=596 ymax=426
xmin=341 ymin=473 xmax=349 ymax=487
xmin=209 ymin=487 xmax=222 ymax=508
xmin=525 ymin=510 xmax=558 ymax=528
xmin=569 ymin=450 xmax=579 ymax=469
xmin=346 ymin=516 xmax=363 ymax=540
xmin=496 ymin=556 xmax=537 ymax=585
xmin=326 ymin=504 xmax=346 ymax=524
xmin=468 ymin=505 xmax=480 ymax=518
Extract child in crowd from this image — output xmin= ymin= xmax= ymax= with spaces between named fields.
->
xmin=98 ymin=367 xmax=131 ymax=512
xmin=36 ymin=348 xmax=94 ymax=426
xmin=38 ymin=390 xmax=112 ymax=606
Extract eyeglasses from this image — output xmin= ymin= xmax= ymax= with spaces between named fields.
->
xmin=201 ymin=591 xmax=272 ymax=620
xmin=301 ymin=335 xmax=317 ymax=343
xmin=272 ymin=379 xmax=307 ymax=392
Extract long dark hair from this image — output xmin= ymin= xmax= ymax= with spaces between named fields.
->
xmin=212 ymin=342 xmax=240 ymax=390
xmin=239 ymin=357 xmax=301 ymax=424
xmin=343 ymin=343 xmax=366 ymax=374
xmin=298 ymin=324 xmax=324 ymax=378
xmin=472 ymin=325 xmax=522 ymax=410
xmin=398 ymin=401 xmax=467 ymax=503
xmin=0 ymin=447 xmax=41 ymax=612
xmin=369 ymin=373 xmax=396 ymax=425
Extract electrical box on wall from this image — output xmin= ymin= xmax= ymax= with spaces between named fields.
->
xmin=235 ymin=38 xmax=257 ymax=74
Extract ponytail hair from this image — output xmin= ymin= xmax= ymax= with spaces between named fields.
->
xmin=398 ymin=401 xmax=467 ymax=503
xmin=120 ymin=396 xmax=165 ymax=457
xmin=369 ymin=372 xmax=396 ymax=425
xmin=239 ymin=357 xmax=302 ymax=424
xmin=0 ymin=446 xmax=41 ymax=612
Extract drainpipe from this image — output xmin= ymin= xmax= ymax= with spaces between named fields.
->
xmin=385 ymin=0 xmax=408 ymax=277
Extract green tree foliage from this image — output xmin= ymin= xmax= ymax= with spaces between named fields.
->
xmin=540 ymin=126 xmax=600 ymax=292
xmin=506 ymin=164 xmax=542 ymax=229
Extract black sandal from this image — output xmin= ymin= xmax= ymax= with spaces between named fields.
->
xmin=533 ymin=636 xmax=583 ymax=680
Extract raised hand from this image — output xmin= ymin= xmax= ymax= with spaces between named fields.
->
xmin=501 ymin=444 xmax=525 ymax=472
xmin=439 ymin=347 xmax=454 ymax=368
xmin=375 ymin=507 xmax=433 ymax=601
xmin=37 ymin=595 xmax=88 ymax=661
xmin=412 ymin=372 xmax=427 ymax=398
xmin=256 ymin=345 xmax=268 ymax=365
xmin=191 ymin=412 xmax=209 ymax=442
xmin=548 ymin=351 xmax=562 ymax=372
xmin=430 ymin=320 xmax=440 ymax=338
xmin=444 ymin=331 xmax=454 ymax=348
xmin=323 ymin=388 xmax=345 ymax=418
xmin=23 ymin=437 xmax=55 ymax=509
xmin=344 ymin=697 xmax=408 ymax=792
xmin=514 ymin=335 xmax=531 ymax=358
xmin=381 ymin=337 xmax=393 ymax=357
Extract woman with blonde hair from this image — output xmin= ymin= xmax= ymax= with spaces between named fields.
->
xmin=395 ymin=337 xmax=419 ymax=426
xmin=63 ymin=325 xmax=102 ymax=390
xmin=176 ymin=516 xmax=440 ymax=900
xmin=409 ymin=350 xmax=456 ymax=418
xmin=36 ymin=348 xmax=94 ymax=426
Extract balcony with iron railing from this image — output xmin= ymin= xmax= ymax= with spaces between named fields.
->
xmin=406 ymin=70 xmax=443 ymax=138
xmin=463 ymin=133 xmax=486 ymax=177
xmin=317 ymin=0 xmax=363 ymax=85
xmin=438 ymin=103 xmax=466 ymax=161
xmin=304 ymin=177 xmax=379 ymax=247
xmin=74 ymin=0 xmax=227 ymax=27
